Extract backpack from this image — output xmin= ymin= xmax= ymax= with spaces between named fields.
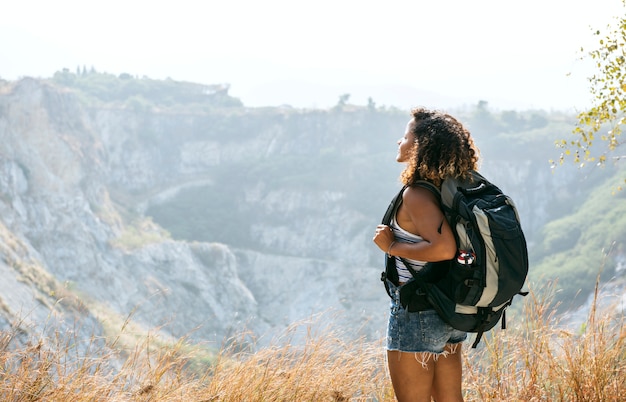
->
xmin=381 ymin=170 xmax=529 ymax=348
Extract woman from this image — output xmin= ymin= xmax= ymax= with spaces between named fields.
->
xmin=373 ymin=107 xmax=480 ymax=402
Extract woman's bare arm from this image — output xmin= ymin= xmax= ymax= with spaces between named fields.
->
xmin=373 ymin=186 xmax=456 ymax=262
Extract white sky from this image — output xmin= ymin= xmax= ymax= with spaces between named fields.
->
xmin=1 ymin=0 xmax=624 ymax=111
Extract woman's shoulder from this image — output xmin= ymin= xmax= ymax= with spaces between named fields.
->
xmin=402 ymin=184 xmax=438 ymax=206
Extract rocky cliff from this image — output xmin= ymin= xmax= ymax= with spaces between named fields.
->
xmin=0 ymin=77 xmax=618 ymax=350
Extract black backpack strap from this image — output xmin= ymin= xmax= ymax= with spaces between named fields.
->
xmin=472 ymin=331 xmax=485 ymax=348
xmin=470 ymin=308 xmax=499 ymax=348
xmin=380 ymin=186 xmax=407 ymax=290
xmin=399 ymin=256 xmax=432 ymax=298
xmin=381 ymin=185 xmax=407 ymax=226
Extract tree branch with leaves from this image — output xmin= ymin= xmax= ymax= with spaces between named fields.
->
xmin=556 ymin=0 xmax=626 ymax=175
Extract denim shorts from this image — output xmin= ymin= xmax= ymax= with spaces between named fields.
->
xmin=386 ymin=280 xmax=467 ymax=354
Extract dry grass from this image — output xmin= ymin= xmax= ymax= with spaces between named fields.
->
xmin=0 ymin=315 xmax=391 ymax=401
xmin=0 ymin=283 xmax=624 ymax=401
xmin=464 ymin=280 xmax=626 ymax=402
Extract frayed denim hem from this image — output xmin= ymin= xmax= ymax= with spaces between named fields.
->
xmin=388 ymin=342 xmax=462 ymax=369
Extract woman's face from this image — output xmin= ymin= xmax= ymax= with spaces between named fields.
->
xmin=396 ymin=119 xmax=417 ymax=163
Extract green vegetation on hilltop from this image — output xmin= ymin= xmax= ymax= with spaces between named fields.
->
xmin=529 ymin=163 xmax=626 ymax=308
xmin=50 ymin=68 xmax=243 ymax=111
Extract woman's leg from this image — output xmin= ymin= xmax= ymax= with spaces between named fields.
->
xmin=387 ymin=350 xmax=436 ymax=402
xmin=431 ymin=343 xmax=464 ymax=402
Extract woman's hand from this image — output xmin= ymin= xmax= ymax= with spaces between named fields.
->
xmin=373 ymin=224 xmax=395 ymax=253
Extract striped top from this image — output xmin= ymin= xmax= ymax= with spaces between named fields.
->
xmin=390 ymin=213 xmax=427 ymax=283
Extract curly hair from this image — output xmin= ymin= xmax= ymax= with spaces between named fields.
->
xmin=400 ymin=107 xmax=480 ymax=187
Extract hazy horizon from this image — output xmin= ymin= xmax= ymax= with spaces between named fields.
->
xmin=2 ymin=0 xmax=623 ymax=111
